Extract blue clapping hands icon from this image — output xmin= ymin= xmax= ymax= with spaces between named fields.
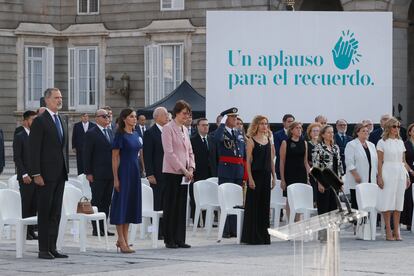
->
xmin=332 ymin=30 xmax=361 ymax=70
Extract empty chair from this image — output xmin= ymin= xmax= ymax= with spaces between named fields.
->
xmin=57 ymin=186 xmax=108 ymax=252
xmin=192 ymin=180 xmax=220 ymax=237
xmin=141 ymin=178 xmax=150 ymax=186
xmin=270 ymin=180 xmax=286 ymax=228
xmin=287 ymin=183 xmax=317 ymax=224
xmin=0 ymin=189 xmax=37 ymax=258
xmin=217 ymin=183 xmax=244 ymax=244
xmin=67 ymin=179 xmax=83 ymax=191
xmin=356 ymin=183 xmax=380 ymax=240
xmin=7 ymin=175 xmax=19 ymax=191
xmin=129 ymin=185 xmax=163 ymax=248
xmin=77 ymin=174 xmax=93 ymax=199
xmin=206 ymin=177 xmax=219 ymax=184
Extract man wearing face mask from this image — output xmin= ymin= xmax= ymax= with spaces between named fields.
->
xmin=213 ymin=107 xmax=246 ymax=238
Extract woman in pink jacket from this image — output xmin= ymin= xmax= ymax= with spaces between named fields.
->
xmin=161 ymin=100 xmax=195 ymax=249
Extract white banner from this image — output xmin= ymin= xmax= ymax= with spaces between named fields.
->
xmin=206 ymin=11 xmax=392 ymax=123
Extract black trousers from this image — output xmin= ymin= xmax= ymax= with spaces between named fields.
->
xmin=75 ymin=149 xmax=84 ymax=175
xmin=36 ymin=173 xmax=66 ymax=252
xmin=19 ymin=181 xmax=37 ymax=233
xmin=90 ymin=178 xmax=113 ymax=233
xmin=151 ymin=177 xmax=165 ymax=238
xmin=218 ymin=177 xmax=243 ymax=236
xmin=316 ymin=187 xmax=338 ymax=215
xmin=350 ymin=189 xmax=359 ymax=210
xmin=163 ymin=173 xmax=187 ymax=245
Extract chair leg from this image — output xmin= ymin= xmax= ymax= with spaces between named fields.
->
xmin=103 ymin=218 xmax=109 ymax=251
xmin=16 ymin=222 xmax=23 ymax=258
xmin=370 ymin=211 xmax=377 ymax=240
xmin=0 ymin=223 xmax=3 ymax=241
xmin=185 ymin=185 xmax=191 ymax=227
xmin=205 ymin=208 xmax=214 ymax=237
xmin=96 ymin=219 xmax=101 ymax=241
xmin=380 ymin=214 xmax=385 ymax=236
xmin=289 ymin=211 xmax=296 ymax=225
xmin=129 ymin=224 xmax=138 ymax=245
xmin=57 ymin=217 xmax=68 ymax=251
xmin=140 ymin=217 xmax=149 ymax=240
xmin=79 ymin=217 xmax=87 ymax=252
xmin=152 ymin=215 xmax=159 ymax=249
xmin=274 ymin=207 xmax=281 ymax=228
xmin=217 ymin=211 xmax=227 ymax=241
xmin=236 ymin=212 xmax=244 ymax=244
xmin=192 ymin=206 xmax=201 ymax=236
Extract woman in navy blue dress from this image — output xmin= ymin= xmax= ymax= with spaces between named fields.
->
xmin=110 ymin=108 xmax=142 ymax=253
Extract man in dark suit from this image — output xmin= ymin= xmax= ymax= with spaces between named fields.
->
xmin=83 ymin=109 xmax=114 ymax=237
xmin=143 ymin=107 xmax=169 ymax=239
xmin=190 ymin=118 xmax=218 ymax=223
xmin=274 ymin=114 xmax=295 ymax=179
xmin=72 ymin=113 xmax=96 ymax=175
xmin=334 ymin=119 xmax=352 ymax=173
xmin=136 ymin=114 xmax=147 ymax=138
xmin=29 ymin=88 xmax=69 ymax=259
xmin=369 ymin=114 xmax=391 ymax=145
xmin=13 ymin=111 xmax=38 ymax=240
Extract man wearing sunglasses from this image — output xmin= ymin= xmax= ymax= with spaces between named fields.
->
xmin=83 ymin=109 xmax=115 ymax=237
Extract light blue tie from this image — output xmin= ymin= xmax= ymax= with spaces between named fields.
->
xmin=103 ymin=128 xmax=110 ymax=142
xmin=53 ymin=114 xmax=63 ymax=143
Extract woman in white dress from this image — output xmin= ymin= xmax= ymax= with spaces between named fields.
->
xmin=377 ymin=117 xmax=411 ymax=241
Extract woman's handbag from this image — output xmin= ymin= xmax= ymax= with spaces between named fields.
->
xmin=77 ymin=196 xmax=94 ymax=214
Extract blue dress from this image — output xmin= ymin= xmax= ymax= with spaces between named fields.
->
xmin=110 ymin=131 xmax=142 ymax=225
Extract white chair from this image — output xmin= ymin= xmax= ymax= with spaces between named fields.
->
xmin=57 ymin=186 xmax=109 ymax=252
xmin=287 ymin=183 xmax=317 ymax=224
xmin=0 ymin=181 xmax=8 ymax=189
xmin=77 ymin=174 xmax=93 ymax=199
xmin=192 ymin=180 xmax=220 ymax=237
xmin=270 ymin=180 xmax=286 ymax=228
xmin=129 ymin=185 xmax=163 ymax=248
xmin=217 ymin=183 xmax=244 ymax=244
xmin=141 ymin=178 xmax=150 ymax=186
xmin=206 ymin=177 xmax=219 ymax=184
xmin=67 ymin=178 xmax=83 ymax=191
xmin=356 ymin=183 xmax=380 ymax=240
xmin=7 ymin=175 xmax=19 ymax=191
xmin=0 ymin=189 xmax=37 ymax=258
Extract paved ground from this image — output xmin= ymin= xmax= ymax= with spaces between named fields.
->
xmin=2 ymin=157 xmax=414 ymax=275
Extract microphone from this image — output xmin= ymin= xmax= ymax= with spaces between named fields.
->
xmin=321 ymin=168 xmax=353 ymax=215
xmin=309 ymin=167 xmax=344 ymax=213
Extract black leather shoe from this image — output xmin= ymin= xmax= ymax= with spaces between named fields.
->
xmin=177 ymin=243 xmax=191 ymax=248
xmin=38 ymin=251 xmax=54 ymax=259
xmin=26 ymin=233 xmax=34 ymax=240
xmin=50 ymin=250 xmax=68 ymax=258
xmin=165 ymin=243 xmax=178 ymax=249
xmin=29 ymin=231 xmax=38 ymax=240
xmin=100 ymin=231 xmax=115 ymax=236
xmin=222 ymin=233 xmax=231 ymax=239
xmin=92 ymin=231 xmax=99 ymax=236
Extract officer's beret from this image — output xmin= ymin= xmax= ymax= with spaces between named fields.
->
xmin=220 ymin=107 xmax=238 ymax=117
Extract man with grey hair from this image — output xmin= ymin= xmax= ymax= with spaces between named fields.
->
xmin=29 ymin=88 xmax=69 ymax=259
xmin=362 ymin=119 xmax=374 ymax=134
xmin=369 ymin=114 xmax=391 ymax=145
xmin=83 ymin=109 xmax=114 ymax=237
xmin=315 ymin=115 xmax=328 ymax=126
xmin=143 ymin=107 xmax=169 ymax=239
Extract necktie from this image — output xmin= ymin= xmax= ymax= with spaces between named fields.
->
xmin=103 ymin=128 xmax=110 ymax=142
xmin=203 ymin=137 xmax=209 ymax=150
xmin=141 ymin=126 xmax=145 ymax=135
xmin=341 ymin=134 xmax=345 ymax=144
xmin=53 ymin=114 xmax=63 ymax=143
xmin=231 ymin=129 xmax=235 ymax=138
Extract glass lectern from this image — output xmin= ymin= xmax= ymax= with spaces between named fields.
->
xmin=268 ymin=209 xmax=367 ymax=276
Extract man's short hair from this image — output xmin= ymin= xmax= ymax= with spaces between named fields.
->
xmin=197 ymin=118 xmax=208 ymax=125
xmin=23 ymin=110 xmax=37 ymax=120
xmin=282 ymin=114 xmax=295 ymax=122
xmin=44 ymin=88 xmax=59 ymax=98
xmin=101 ymin=106 xmax=112 ymax=111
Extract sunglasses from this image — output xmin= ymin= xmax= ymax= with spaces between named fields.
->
xmin=392 ymin=125 xmax=400 ymax=129
xmin=97 ymin=115 xmax=109 ymax=119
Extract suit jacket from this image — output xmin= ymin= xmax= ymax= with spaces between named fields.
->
xmin=369 ymin=127 xmax=382 ymax=145
xmin=273 ymin=129 xmax=288 ymax=178
xmin=14 ymin=126 xmax=24 ymax=138
xmin=191 ymin=133 xmax=218 ymax=181
xmin=0 ymin=129 xmax=4 ymax=173
xmin=143 ymin=124 xmax=164 ymax=179
xmin=161 ymin=120 xmax=195 ymax=174
xmin=136 ymin=125 xmax=147 ymax=138
xmin=72 ymin=121 xmax=96 ymax=150
xmin=344 ymin=139 xmax=378 ymax=189
xmin=29 ymin=111 xmax=69 ymax=181
xmin=13 ymin=130 xmax=31 ymax=182
xmin=83 ymin=126 xmax=114 ymax=180
xmin=334 ymin=132 xmax=352 ymax=171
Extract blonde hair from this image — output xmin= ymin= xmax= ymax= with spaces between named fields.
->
xmin=247 ymin=115 xmax=269 ymax=138
xmin=382 ymin=117 xmax=401 ymax=140
xmin=306 ymin=122 xmax=322 ymax=140
xmin=318 ymin=125 xmax=334 ymax=145
xmin=287 ymin=121 xmax=302 ymax=138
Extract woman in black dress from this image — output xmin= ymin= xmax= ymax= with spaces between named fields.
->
xmin=242 ymin=115 xmax=276 ymax=245
xmin=401 ymin=123 xmax=414 ymax=230
xmin=280 ymin=121 xmax=310 ymax=222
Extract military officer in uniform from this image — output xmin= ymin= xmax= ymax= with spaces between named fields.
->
xmin=213 ymin=107 xmax=246 ymax=238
